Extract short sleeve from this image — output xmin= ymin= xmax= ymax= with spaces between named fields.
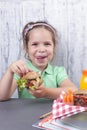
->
xmin=56 ymin=67 xmax=68 ymax=86
xmin=14 ymin=74 xmax=20 ymax=81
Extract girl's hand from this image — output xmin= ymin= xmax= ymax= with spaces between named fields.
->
xmin=8 ymin=60 xmax=30 ymax=77
xmin=29 ymin=84 xmax=48 ymax=98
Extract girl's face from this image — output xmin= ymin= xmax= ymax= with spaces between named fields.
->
xmin=27 ymin=28 xmax=54 ymax=71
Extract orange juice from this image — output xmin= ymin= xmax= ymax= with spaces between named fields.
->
xmin=80 ymin=70 xmax=87 ymax=90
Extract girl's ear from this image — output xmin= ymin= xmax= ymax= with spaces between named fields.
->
xmin=23 ymin=45 xmax=29 ymax=59
xmin=23 ymin=41 xmax=28 ymax=51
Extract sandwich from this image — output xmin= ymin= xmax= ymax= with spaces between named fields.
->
xmin=17 ymin=71 xmax=42 ymax=91
xmin=73 ymin=90 xmax=87 ymax=107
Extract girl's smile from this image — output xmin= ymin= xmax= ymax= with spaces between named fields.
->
xmin=36 ymin=55 xmax=47 ymax=64
xmin=27 ymin=28 xmax=54 ymax=71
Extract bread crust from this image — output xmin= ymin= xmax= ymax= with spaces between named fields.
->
xmin=74 ymin=90 xmax=87 ymax=95
xmin=22 ymin=71 xmax=40 ymax=80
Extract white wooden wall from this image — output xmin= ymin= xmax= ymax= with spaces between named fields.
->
xmin=0 ymin=0 xmax=87 ymax=97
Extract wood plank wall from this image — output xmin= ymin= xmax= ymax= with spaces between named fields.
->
xmin=0 ymin=0 xmax=87 ymax=97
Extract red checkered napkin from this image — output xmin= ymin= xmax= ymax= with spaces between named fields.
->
xmin=52 ymin=97 xmax=87 ymax=119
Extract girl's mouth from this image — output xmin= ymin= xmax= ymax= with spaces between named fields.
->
xmin=36 ymin=56 xmax=47 ymax=62
xmin=37 ymin=56 xmax=47 ymax=59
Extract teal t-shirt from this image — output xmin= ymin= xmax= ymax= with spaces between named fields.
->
xmin=14 ymin=60 xmax=68 ymax=99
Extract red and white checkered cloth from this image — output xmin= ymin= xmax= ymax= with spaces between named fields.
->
xmin=52 ymin=97 xmax=87 ymax=119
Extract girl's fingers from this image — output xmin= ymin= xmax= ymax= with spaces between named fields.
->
xmin=10 ymin=60 xmax=30 ymax=76
xmin=16 ymin=61 xmax=29 ymax=74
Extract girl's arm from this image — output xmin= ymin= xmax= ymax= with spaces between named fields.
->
xmin=29 ymin=79 xmax=78 ymax=99
xmin=0 ymin=60 xmax=29 ymax=101
xmin=44 ymin=78 xmax=78 ymax=99
xmin=0 ymin=68 xmax=17 ymax=101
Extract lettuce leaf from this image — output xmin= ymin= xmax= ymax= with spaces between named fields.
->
xmin=17 ymin=79 xmax=27 ymax=91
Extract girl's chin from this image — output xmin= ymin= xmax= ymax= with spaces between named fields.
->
xmin=36 ymin=59 xmax=47 ymax=64
xmin=35 ymin=59 xmax=48 ymax=67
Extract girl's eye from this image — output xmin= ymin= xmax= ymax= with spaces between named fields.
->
xmin=31 ymin=43 xmax=38 ymax=46
xmin=44 ymin=42 xmax=52 ymax=46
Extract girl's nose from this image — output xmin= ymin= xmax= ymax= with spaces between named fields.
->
xmin=38 ymin=45 xmax=46 ymax=52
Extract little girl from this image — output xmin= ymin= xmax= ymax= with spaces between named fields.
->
xmin=0 ymin=21 xmax=77 ymax=100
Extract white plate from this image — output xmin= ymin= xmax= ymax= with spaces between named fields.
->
xmin=61 ymin=112 xmax=87 ymax=130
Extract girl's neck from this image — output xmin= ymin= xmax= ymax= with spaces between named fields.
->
xmin=36 ymin=65 xmax=47 ymax=72
xmin=28 ymin=60 xmax=48 ymax=72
